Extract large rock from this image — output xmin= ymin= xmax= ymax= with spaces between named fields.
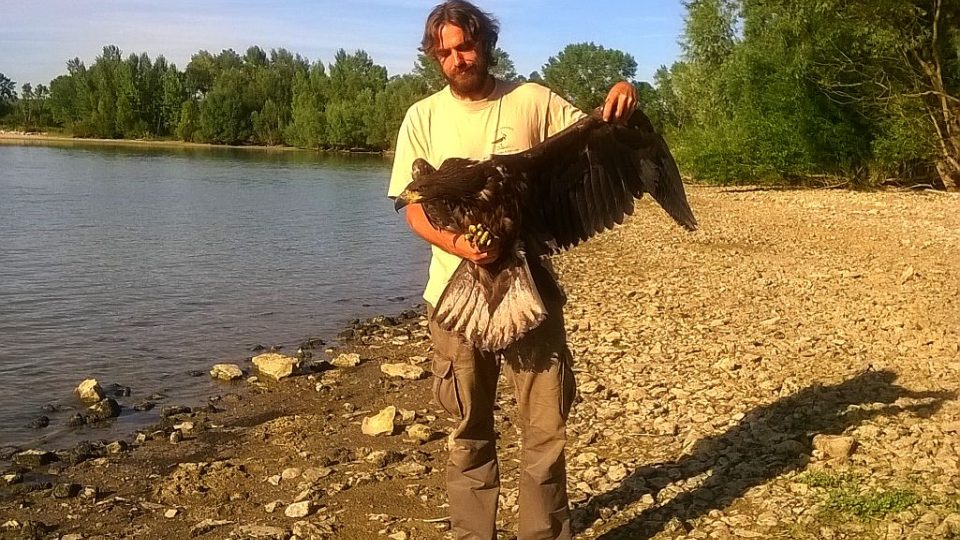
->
xmin=209 ymin=363 xmax=244 ymax=381
xmin=87 ymin=398 xmax=121 ymax=422
xmin=76 ymin=379 xmax=104 ymax=403
xmin=380 ymin=363 xmax=426 ymax=380
xmin=13 ymin=450 xmax=56 ymax=468
xmin=361 ymin=406 xmax=397 ymax=436
xmin=331 ymin=353 xmax=361 ymax=368
xmin=252 ymin=353 xmax=301 ymax=380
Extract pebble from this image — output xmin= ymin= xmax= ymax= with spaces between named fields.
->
xmin=284 ymin=500 xmax=315 ymax=518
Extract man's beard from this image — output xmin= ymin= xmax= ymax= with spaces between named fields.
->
xmin=445 ymin=59 xmax=490 ymax=96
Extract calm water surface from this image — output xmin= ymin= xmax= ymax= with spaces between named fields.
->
xmin=0 ymin=142 xmax=428 ymax=448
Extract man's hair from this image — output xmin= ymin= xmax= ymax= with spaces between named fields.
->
xmin=420 ymin=1 xmax=500 ymax=66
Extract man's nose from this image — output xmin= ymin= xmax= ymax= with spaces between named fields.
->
xmin=452 ymin=50 xmax=466 ymax=66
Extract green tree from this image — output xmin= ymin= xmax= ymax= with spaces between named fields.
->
xmin=286 ymin=64 xmax=328 ymax=148
xmin=176 ymin=99 xmax=201 ymax=141
xmin=541 ymin=43 xmax=637 ymax=111
xmin=367 ymin=74 xmax=430 ymax=149
xmin=0 ymin=72 xmax=15 ymax=117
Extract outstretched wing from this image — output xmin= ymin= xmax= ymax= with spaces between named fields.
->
xmin=498 ymin=107 xmax=697 ymax=252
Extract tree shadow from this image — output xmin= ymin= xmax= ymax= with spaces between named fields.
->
xmin=570 ymin=368 xmax=955 ymax=539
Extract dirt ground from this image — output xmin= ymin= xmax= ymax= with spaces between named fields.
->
xmin=1 ymin=185 xmax=958 ymax=540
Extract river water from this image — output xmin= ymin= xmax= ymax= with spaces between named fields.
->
xmin=0 ymin=142 xmax=428 ymax=449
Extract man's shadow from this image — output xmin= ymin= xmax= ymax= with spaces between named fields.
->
xmin=570 ymin=368 xmax=955 ymax=539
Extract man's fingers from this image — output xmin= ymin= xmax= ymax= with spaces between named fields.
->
xmin=602 ymin=97 xmax=614 ymax=122
xmin=615 ymin=94 xmax=628 ymax=121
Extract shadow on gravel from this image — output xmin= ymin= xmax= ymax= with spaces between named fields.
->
xmin=572 ymin=368 xmax=955 ymax=539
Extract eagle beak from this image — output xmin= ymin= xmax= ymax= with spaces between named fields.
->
xmin=394 ymin=189 xmax=422 ymax=212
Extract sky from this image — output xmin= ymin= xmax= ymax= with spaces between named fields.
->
xmin=2 ymin=1 xmax=686 ymax=88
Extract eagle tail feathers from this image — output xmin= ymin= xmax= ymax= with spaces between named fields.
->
xmin=434 ymin=255 xmax=547 ymax=352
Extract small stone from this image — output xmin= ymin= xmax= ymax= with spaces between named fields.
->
xmin=284 ymin=500 xmax=315 ymax=518
xmin=14 ymin=449 xmax=56 ymax=468
xmin=76 ymin=379 xmax=105 ymax=403
xmin=164 ymin=509 xmax=179 ymax=518
xmin=161 ymin=405 xmax=191 ymax=417
xmin=362 ymin=406 xmax=397 ymax=436
xmin=28 ymin=416 xmax=50 ymax=429
xmin=173 ymin=421 xmax=195 ymax=433
xmin=331 ymin=353 xmax=361 ymax=368
xmin=405 ymin=424 xmax=434 ymax=444
xmin=366 ymin=450 xmax=405 ymax=469
xmin=52 ymin=483 xmax=81 ymax=499
xmin=133 ymin=401 xmax=155 ymax=412
xmin=388 ymin=532 xmax=409 ymax=540
xmin=380 ymin=363 xmax=426 ymax=380
xmin=61 ymin=534 xmax=84 ymax=540
xmin=87 ymin=398 xmax=121 ymax=422
xmin=237 ymin=525 xmax=288 ymax=539
xmin=66 ymin=412 xmax=87 ymax=427
xmin=607 ymin=464 xmax=629 ymax=482
xmin=189 ymin=519 xmax=233 ymax=537
xmin=394 ymin=462 xmax=428 ymax=477
xmin=2 ymin=473 xmax=22 ymax=485
xmin=302 ymin=467 xmax=333 ymax=482
xmin=813 ymin=434 xmax=857 ymax=460
xmin=264 ymin=500 xmax=284 ymax=513
xmin=281 ymin=467 xmax=301 ymax=480
xmin=105 ymin=441 xmax=128 ymax=454
xmin=169 ymin=430 xmax=183 ymax=444
xmin=252 ymin=353 xmax=301 ymax=380
xmin=267 ymin=474 xmax=282 ymax=486
xmin=209 ymin=363 xmax=244 ymax=381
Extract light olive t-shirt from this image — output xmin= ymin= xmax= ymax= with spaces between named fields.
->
xmin=388 ymin=80 xmax=585 ymax=306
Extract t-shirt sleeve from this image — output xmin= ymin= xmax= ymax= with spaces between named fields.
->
xmin=544 ymin=90 xmax=587 ymax=139
xmin=388 ymin=106 xmax=428 ymax=199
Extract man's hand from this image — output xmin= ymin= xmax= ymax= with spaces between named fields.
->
xmin=403 ymin=203 xmax=500 ymax=264
xmin=602 ymin=81 xmax=637 ymax=122
xmin=452 ymin=233 xmax=499 ymax=264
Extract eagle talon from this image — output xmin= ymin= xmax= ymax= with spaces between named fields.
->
xmin=465 ymin=224 xmax=495 ymax=249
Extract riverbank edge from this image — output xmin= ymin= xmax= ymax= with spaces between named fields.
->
xmin=0 ymin=131 xmax=394 ymax=156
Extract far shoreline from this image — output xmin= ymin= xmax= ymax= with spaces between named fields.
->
xmin=0 ymin=130 xmax=395 ymax=157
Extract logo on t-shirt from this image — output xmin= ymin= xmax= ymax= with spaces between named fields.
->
xmin=492 ymin=127 xmax=515 ymax=154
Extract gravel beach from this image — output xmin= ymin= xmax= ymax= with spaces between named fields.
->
xmin=2 ymin=185 xmax=958 ymax=540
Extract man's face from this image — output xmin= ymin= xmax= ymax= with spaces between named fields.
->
xmin=436 ymin=23 xmax=489 ymax=95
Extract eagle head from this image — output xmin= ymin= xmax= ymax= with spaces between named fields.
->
xmin=394 ymin=157 xmax=489 ymax=212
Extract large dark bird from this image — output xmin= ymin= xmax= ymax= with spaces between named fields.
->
xmin=394 ymin=107 xmax=697 ymax=351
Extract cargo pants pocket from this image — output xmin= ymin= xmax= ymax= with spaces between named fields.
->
xmin=432 ymin=356 xmax=464 ymax=419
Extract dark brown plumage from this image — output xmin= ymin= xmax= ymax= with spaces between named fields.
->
xmin=394 ymin=107 xmax=697 ymax=351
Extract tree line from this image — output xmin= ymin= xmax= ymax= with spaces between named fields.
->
xmin=653 ymin=0 xmax=958 ymax=189
xmin=1 ymin=0 xmax=956 ymax=188
xmin=0 ymin=42 xmax=634 ymax=152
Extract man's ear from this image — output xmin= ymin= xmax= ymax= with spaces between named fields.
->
xmin=411 ymin=158 xmax=436 ymax=180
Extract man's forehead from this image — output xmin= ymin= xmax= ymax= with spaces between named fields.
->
xmin=438 ymin=23 xmax=470 ymax=48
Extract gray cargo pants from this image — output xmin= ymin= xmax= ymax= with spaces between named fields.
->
xmin=427 ymin=271 xmax=576 ymax=540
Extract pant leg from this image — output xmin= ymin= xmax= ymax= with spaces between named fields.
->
xmin=502 ymin=275 xmax=577 ymax=540
xmin=428 ymin=305 xmax=501 ymax=540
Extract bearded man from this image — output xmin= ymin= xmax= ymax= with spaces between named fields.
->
xmin=387 ymin=2 xmax=637 ymax=538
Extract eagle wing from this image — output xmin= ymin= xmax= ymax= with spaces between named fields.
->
xmin=498 ymin=107 xmax=697 ymax=253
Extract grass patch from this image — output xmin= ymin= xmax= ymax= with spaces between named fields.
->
xmin=796 ymin=470 xmax=920 ymax=519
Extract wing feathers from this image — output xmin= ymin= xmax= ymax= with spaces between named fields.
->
xmin=524 ymin=108 xmax=697 ymax=252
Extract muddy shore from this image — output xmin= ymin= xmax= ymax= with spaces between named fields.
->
xmin=1 ymin=185 xmax=959 ymax=540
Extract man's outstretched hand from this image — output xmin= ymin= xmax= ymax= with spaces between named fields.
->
xmin=602 ymin=81 xmax=637 ymax=122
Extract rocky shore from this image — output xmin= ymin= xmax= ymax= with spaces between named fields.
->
xmin=1 ymin=186 xmax=959 ymax=540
